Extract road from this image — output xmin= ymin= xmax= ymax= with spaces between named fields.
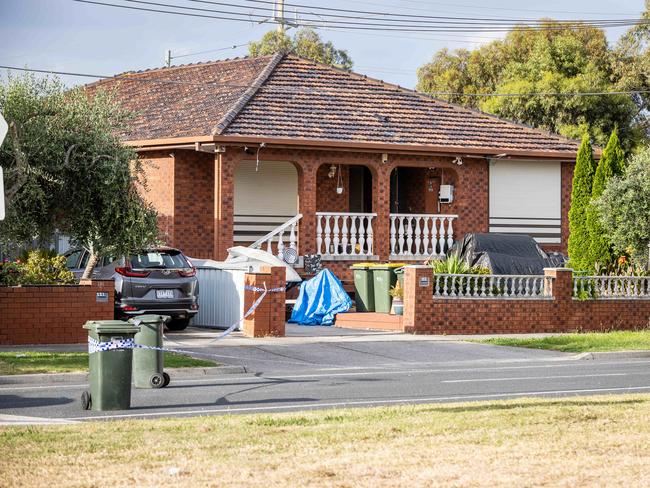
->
xmin=2 ymin=333 xmax=650 ymax=423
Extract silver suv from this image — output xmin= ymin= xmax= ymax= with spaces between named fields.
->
xmin=64 ymin=247 xmax=199 ymax=330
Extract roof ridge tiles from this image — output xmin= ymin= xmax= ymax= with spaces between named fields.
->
xmin=211 ymin=52 xmax=285 ymax=136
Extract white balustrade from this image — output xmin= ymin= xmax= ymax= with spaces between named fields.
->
xmin=434 ymin=273 xmax=553 ymax=299
xmin=390 ymin=214 xmax=458 ymax=259
xmin=573 ymin=276 xmax=650 ymax=299
xmin=250 ymin=214 xmax=302 ymax=263
xmin=316 ymin=212 xmax=376 ymax=258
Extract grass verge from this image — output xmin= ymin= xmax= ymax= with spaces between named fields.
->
xmin=480 ymin=330 xmax=650 ymax=353
xmin=2 ymin=395 xmax=650 ymax=487
xmin=0 ymin=352 xmax=217 ymax=375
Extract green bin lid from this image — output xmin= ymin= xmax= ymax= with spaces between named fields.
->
xmin=370 ymin=262 xmax=407 ymax=269
xmin=83 ymin=320 xmax=140 ymax=334
xmin=129 ymin=314 xmax=169 ymax=324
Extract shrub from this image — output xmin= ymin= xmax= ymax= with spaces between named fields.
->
xmin=0 ymin=250 xmax=75 ymax=286
xmin=586 ymin=128 xmax=625 ymax=271
xmin=568 ymin=134 xmax=596 ymax=270
xmin=594 ymin=147 xmax=650 ymax=269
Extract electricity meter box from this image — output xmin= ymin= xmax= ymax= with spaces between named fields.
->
xmin=439 ymin=184 xmax=454 ymax=203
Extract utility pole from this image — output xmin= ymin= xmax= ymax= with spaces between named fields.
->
xmin=165 ymin=49 xmax=171 ymax=67
xmin=275 ymin=0 xmax=285 ymax=33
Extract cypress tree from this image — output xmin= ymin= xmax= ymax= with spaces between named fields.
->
xmin=586 ymin=128 xmax=625 ymax=270
xmin=567 ymin=134 xmax=596 ymax=270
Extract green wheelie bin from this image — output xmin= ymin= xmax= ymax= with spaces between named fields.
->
xmin=351 ymin=263 xmax=375 ymax=312
xmin=82 ymin=320 xmax=140 ymax=411
xmin=130 ymin=314 xmax=170 ymax=389
xmin=371 ymin=263 xmax=405 ymax=313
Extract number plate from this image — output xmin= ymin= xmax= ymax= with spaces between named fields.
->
xmin=156 ymin=289 xmax=174 ymax=299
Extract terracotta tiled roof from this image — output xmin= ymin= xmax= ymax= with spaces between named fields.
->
xmin=84 ymin=55 xmax=276 ymax=141
xmin=88 ymin=53 xmax=580 ymax=155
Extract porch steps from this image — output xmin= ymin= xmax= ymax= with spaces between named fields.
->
xmin=334 ymin=312 xmax=403 ymax=332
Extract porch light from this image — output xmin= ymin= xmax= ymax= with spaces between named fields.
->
xmin=328 ymin=164 xmax=337 ymax=178
xmin=453 ymin=156 xmax=463 ymax=166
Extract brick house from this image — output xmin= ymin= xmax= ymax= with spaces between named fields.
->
xmin=88 ymin=53 xmax=585 ymax=280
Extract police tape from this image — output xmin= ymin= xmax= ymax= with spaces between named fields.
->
xmin=88 ymin=282 xmax=285 ymax=355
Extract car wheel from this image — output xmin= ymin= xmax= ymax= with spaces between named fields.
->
xmin=162 ymin=372 xmax=171 ymax=388
xmin=167 ymin=318 xmax=190 ymax=331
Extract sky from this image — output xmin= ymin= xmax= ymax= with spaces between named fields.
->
xmin=0 ymin=0 xmax=646 ymax=89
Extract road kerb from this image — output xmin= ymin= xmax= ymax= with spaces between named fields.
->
xmin=0 ymin=365 xmax=246 ymax=385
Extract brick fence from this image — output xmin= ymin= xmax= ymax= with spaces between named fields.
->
xmin=0 ymin=281 xmax=114 ymax=345
xmin=242 ymin=266 xmax=287 ymax=338
xmin=403 ymin=266 xmax=650 ymax=334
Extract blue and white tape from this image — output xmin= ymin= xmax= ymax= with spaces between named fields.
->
xmin=88 ymin=281 xmax=284 ymax=354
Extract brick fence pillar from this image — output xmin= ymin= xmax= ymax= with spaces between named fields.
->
xmin=544 ymin=267 xmax=573 ymax=329
xmin=242 ymin=266 xmax=286 ymax=338
xmin=403 ymin=265 xmax=432 ymax=334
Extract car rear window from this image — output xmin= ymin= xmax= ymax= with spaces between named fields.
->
xmin=130 ymin=251 xmax=190 ymax=269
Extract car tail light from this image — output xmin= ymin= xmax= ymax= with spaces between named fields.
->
xmin=179 ymin=267 xmax=196 ymax=277
xmin=121 ymin=305 xmax=138 ymax=311
xmin=115 ymin=266 xmax=151 ymax=278
xmin=191 ymin=303 xmax=199 ymax=310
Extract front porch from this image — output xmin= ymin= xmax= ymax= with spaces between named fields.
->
xmin=235 ymin=159 xmax=465 ymax=267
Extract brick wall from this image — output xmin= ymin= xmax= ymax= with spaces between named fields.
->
xmin=242 ymin=266 xmax=286 ymax=337
xmin=0 ymin=281 xmax=115 ymax=345
xmin=140 ymin=151 xmax=175 ymax=244
xmin=403 ymin=266 xmax=650 ymax=334
xmin=173 ymin=151 xmax=215 ymax=258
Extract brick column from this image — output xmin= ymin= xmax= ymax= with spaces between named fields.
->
xmin=373 ymin=164 xmax=392 ymax=260
xmin=242 ymin=266 xmax=286 ymax=337
xmin=214 ymin=152 xmax=235 ymax=260
xmin=403 ymin=265 xmax=432 ymax=334
xmin=299 ymin=164 xmax=318 ymax=255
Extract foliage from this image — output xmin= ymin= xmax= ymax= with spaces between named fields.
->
xmin=0 ymin=260 xmax=22 ymax=286
xmin=416 ymin=20 xmax=642 ymax=150
xmin=567 ymin=135 xmax=596 ymax=270
xmin=431 ymin=255 xmax=490 ymax=275
xmin=249 ymin=28 xmax=353 ymax=70
xmin=0 ymin=250 xmax=74 ymax=286
xmin=586 ymin=129 xmax=626 ymax=271
xmin=594 ymin=148 xmax=650 ymax=269
xmin=0 ymin=74 xmax=159 ymax=278
xmin=389 ymin=280 xmax=403 ymax=299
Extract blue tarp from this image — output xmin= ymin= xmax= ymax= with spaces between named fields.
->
xmin=289 ymin=269 xmax=352 ymax=326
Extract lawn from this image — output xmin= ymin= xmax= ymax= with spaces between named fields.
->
xmin=0 ymin=352 xmax=217 ymax=375
xmin=1 ymin=395 xmax=650 ymax=487
xmin=480 ymin=330 xmax=650 ymax=353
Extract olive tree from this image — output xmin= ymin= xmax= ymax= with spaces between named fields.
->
xmin=0 ymin=74 xmax=159 ymax=278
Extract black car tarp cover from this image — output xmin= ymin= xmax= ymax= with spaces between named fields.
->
xmin=449 ymin=233 xmax=565 ymax=275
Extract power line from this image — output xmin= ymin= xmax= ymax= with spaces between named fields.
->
xmin=171 ymin=42 xmax=250 ymax=60
xmin=73 ymin=0 xmax=650 ymax=32
xmin=352 ymin=0 xmax=639 ymax=17
xmin=194 ymin=0 xmax=638 ymax=23
xmin=2 ymin=64 xmax=649 ymax=98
